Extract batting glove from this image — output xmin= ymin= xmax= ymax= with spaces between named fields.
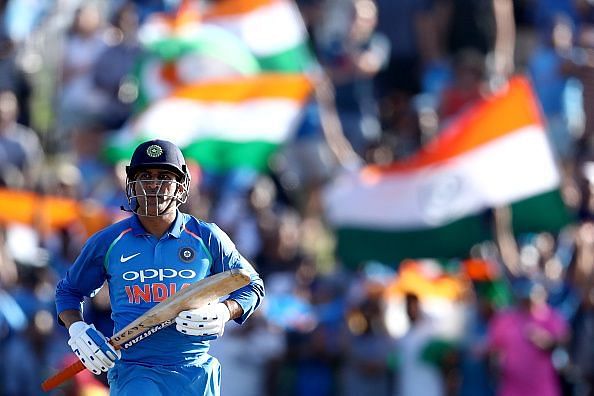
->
xmin=68 ymin=321 xmax=121 ymax=375
xmin=175 ymin=302 xmax=231 ymax=337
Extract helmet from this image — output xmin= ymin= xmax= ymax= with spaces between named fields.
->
xmin=124 ymin=139 xmax=191 ymax=216
xmin=126 ymin=139 xmax=188 ymax=180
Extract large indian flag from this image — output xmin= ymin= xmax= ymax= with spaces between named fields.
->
xmin=324 ymin=76 xmax=571 ymax=267
xmin=134 ymin=2 xmax=261 ymax=109
xmin=203 ymin=0 xmax=314 ymax=72
xmin=106 ymin=74 xmax=312 ymax=171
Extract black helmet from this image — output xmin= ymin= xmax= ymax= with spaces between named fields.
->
xmin=126 ymin=139 xmax=188 ymax=181
xmin=124 ymin=139 xmax=191 ymax=216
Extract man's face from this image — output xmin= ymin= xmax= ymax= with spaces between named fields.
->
xmin=0 ymin=91 xmax=17 ymax=125
xmin=133 ymin=168 xmax=179 ymax=216
xmin=405 ymin=294 xmax=421 ymax=323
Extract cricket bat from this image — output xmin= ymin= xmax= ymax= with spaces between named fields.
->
xmin=41 ymin=268 xmax=251 ymax=392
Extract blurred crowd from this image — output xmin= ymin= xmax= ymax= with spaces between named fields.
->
xmin=2 ymin=0 xmax=594 ymax=395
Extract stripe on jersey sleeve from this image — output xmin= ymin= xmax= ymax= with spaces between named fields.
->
xmin=182 ymin=224 xmax=214 ymax=265
xmin=103 ymin=228 xmax=133 ymax=270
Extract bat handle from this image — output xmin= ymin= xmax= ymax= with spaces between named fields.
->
xmin=41 ymin=358 xmax=85 ymax=391
xmin=41 ymin=341 xmax=120 ymax=391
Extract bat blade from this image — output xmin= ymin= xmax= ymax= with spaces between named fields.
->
xmin=41 ymin=269 xmax=251 ymax=392
xmin=111 ymin=268 xmax=250 ymax=347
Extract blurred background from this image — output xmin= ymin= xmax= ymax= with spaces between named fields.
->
xmin=1 ymin=0 xmax=594 ymax=395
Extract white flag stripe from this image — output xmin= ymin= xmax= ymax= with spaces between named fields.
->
xmin=139 ymin=59 xmax=171 ymax=100
xmin=325 ymin=125 xmax=559 ymax=229
xmin=134 ymin=98 xmax=304 ymax=145
xmin=206 ymin=1 xmax=306 ymax=57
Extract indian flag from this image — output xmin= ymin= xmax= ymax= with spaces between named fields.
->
xmin=135 ymin=1 xmax=261 ymax=109
xmin=324 ymin=76 xmax=571 ymax=267
xmin=203 ymin=0 xmax=314 ymax=72
xmin=384 ymin=259 xmax=468 ymax=338
xmin=106 ymin=74 xmax=312 ymax=171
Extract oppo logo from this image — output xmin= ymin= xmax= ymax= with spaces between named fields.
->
xmin=122 ymin=269 xmax=197 ymax=283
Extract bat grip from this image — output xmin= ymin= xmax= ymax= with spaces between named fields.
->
xmin=41 ymin=359 xmax=85 ymax=391
xmin=41 ymin=341 xmax=120 ymax=392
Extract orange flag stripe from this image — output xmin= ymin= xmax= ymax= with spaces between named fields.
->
xmin=170 ymin=73 xmax=312 ymax=103
xmin=462 ymin=259 xmax=500 ymax=281
xmin=0 ymin=189 xmax=110 ymax=237
xmin=385 ymin=260 xmax=468 ymax=301
xmin=203 ymin=0 xmax=275 ymax=18
xmin=0 ymin=189 xmax=77 ymax=227
xmin=365 ymin=76 xmax=544 ymax=177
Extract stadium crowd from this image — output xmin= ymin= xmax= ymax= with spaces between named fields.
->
xmin=1 ymin=0 xmax=594 ymax=395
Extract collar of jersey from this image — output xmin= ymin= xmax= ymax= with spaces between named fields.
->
xmin=130 ymin=210 xmax=185 ymax=239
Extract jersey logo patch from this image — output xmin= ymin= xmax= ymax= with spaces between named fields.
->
xmin=120 ymin=253 xmax=141 ymax=263
xmin=179 ymin=247 xmax=195 ymax=262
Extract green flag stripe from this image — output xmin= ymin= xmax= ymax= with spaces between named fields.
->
xmin=335 ymin=189 xmax=571 ymax=268
xmin=336 ymin=213 xmax=492 ymax=268
xmin=184 ymin=140 xmax=279 ymax=172
xmin=510 ymin=189 xmax=572 ymax=233
xmin=105 ymin=139 xmax=279 ymax=172
xmin=256 ymin=42 xmax=314 ymax=72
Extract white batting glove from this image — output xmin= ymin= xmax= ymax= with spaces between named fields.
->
xmin=68 ymin=321 xmax=121 ymax=375
xmin=175 ymin=302 xmax=231 ymax=337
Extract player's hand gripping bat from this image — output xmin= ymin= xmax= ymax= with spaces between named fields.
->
xmin=41 ymin=269 xmax=251 ymax=391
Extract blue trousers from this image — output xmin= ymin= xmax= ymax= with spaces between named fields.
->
xmin=108 ymin=356 xmax=221 ymax=396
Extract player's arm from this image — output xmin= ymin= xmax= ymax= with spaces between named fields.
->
xmin=55 ymin=230 xmax=111 ymax=315
xmin=222 ymin=299 xmax=243 ymax=321
xmin=205 ymin=222 xmax=265 ymax=323
xmin=55 ymin=232 xmax=121 ymax=374
xmin=175 ymin=220 xmax=264 ymax=337
xmin=59 ymin=309 xmax=84 ymax=328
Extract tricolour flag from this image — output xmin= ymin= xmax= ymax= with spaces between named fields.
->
xmin=323 ymin=76 xmax=571 ymax=267
xmin=203 ymin=0 xmax=314 ymax=72
xmin=135 ymin=1 xmax=261 ymax=109
xmin=106 ymin=73 xmax=313 ymax=172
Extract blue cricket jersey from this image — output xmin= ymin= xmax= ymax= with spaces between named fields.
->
xmin=55 ymin=211 xmax=265 ymax=366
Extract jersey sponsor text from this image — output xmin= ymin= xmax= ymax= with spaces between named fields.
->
xmin=122 ymin=268 xmax=197 ymax=283
xmin=124 ymin=282 xmax=191 ymax=303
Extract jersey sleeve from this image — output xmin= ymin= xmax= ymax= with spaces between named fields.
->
xmin=203 ymin=222 xmax=265 ymax=325
xmin=55 ymin=231 xmax=110 ymax=320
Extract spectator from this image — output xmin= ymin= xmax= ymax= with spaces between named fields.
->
xmin=340 ymin=293 xmax=393 ymax=396
xmin=488 ymin=278 xmax=569 ymax=396
xmin=569 ymin=287 xmax=594 ymax=395
xmin=440 ymin=0 xmax=515 ymax=82
xmin=209 ymin=312 xmax=286 ymax=396
xmin=395 ymin=293 xmax=446 ymax=396
xmin=373 ymin=0 xmax=436 ymax=99
xmin=0 ymin=32 xmax=31 ymax=126
xmin=528 ymin=14 xmax=575 ymax=160
xmin=438 ymin=48 xmax=487 ymax=121
xmin=316 ymin=0 xmax=389 ymax=156
xmin=562 ymin=22 xmax=594 ymax=160
xmin=0 ymin=89 xmax=43 ymax=188
xmin=457 ymin=290 xmax=497 ymax=396
xmin=57 ymin=3 xmax=106 ymax=133
xmin=91 ymin=1 xmax=142 ymax=129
